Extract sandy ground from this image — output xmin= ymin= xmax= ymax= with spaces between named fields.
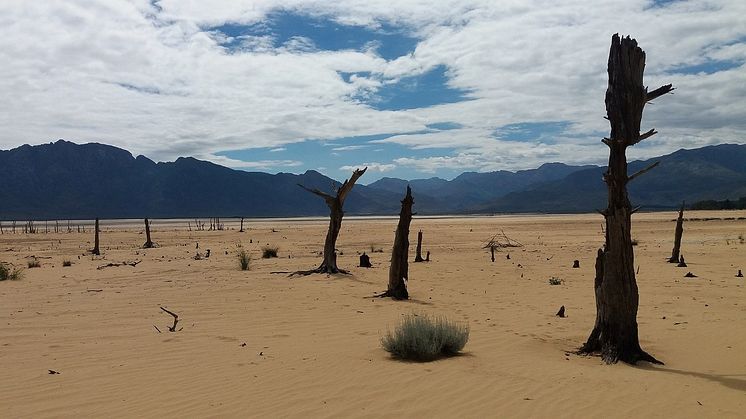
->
xmin=1 ymin=211 xmax=745 ymax=418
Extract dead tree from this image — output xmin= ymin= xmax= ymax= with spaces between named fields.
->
xmin=668 ymin=201 xmax=685 ymax=263
xmin=483 ymin=230 xmax=523 ymax=262
xmin=377 ymin=186 xmax=413 ymax=299
xmin=91 ymin=218 xmax=100 ymax=255
xmin=143 ymin=218 xmax=155 ymax=248
xmin=239 ymin=217 xmax=245 ymax=232
xmin=359 ymin=252 xmax=372 ymax=268
xmin=292 ymin=167 xmax=367 ymax=275
xmin=579 ymin=34 xmax=673 ymax=365
xmin=414 ymin=230 xmax=425 ymax=262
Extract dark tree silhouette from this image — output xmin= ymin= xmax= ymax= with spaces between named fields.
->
xmin=668 ymin=202 xmax=684 ymax=263
xmin=292 ymin=167 xmax=367 ymax=275
xmin=92 ymin=218 xmax=100 ymax=255
xmin=143 ymin=218 xmax=155 ymax=248
xmin=377 ymin=186 xmax=413 ymax=299
xmin=579 ymin=34 xmax=673 ymax=365
xmin=414 ymin=230 xmax=425 ymax=262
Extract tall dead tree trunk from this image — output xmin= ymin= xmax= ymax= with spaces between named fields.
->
xmin=377 ymin=186 xmax=413 ymax=299
xmin=292 ymin=167 xmax=367 ymax=275
xmin=579 ymin=34 xmax=673 ymax=365
xmin=239 ymin=217 xmax=244 ymax=232
xmin=668 ymin=201 xmax=684 ymax=263
xmin=414 ymin=229 xmax=425 ymax=262
xmin=92 ymin=218 xmax=100 ymax=255
xmin=143 ymin=218 xmax=154 ymax=248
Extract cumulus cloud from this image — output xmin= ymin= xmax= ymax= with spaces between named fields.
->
xmin=0 ymin=0 xmax=744 ymax=178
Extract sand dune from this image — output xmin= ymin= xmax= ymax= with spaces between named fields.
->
xmin=1 ymin=211 xmax=744 ymax=418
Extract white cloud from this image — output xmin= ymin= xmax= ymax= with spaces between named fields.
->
xmin=340 ymin=162 xmax=396 ymax=172
xmin=0 ymin=0 xmax=744 ymax=177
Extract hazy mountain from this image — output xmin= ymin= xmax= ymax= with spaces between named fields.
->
xmin=1 ymin=140 xmax=744 ymax=219
xmin=477 ymin=144 xmax=746 ymax=213
xmin=0 ymin=140 xmax=401 ymax=219
xmin=368 ymin=162 xmax=596 ymax=212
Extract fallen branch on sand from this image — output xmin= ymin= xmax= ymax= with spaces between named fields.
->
xmin=158 ymin=306 xmax=182 ymax=332
xmin=97 ymin=260 xmax=141 ymax=270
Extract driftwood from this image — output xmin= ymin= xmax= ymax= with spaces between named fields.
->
xmin=291 ymin=168 xmax=367 ymax=276
xmin=579 ymin=34 xmax=673 ymax=365
xmin=159 ymin=306 xmax=182 ymax=332
xmin=97 ymin=260 xmax=141 ymax=270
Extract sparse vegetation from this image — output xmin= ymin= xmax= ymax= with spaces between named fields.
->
xmin=62 ymin=260 xmax=72 ymax=267
xmin=381 ymin=313 xmax=469 ymax=361
xmin=369 ymin=244 xmax=384 ymax=253
xmin=27 ymin=258 xmax=41 ymax=268
xmin=262 ymin=246 xmax=279 ymax=258
xmin=549 ymin=277 xmax=563 ymax=285
xmin=238 ymin=250 xmax=251 ymax=270
xmin=0 ymin=263 xmax=23 ymax=281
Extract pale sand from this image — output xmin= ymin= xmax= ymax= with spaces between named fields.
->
xmin=1 ymin=211 xmax=744 ymax=418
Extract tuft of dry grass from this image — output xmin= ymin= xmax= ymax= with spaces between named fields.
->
xmin=382 ymin=313 xmax=469 ymax=362
xmin=0 ymin=263 xmax=23 ymax=281
xmin=262 ymin=246 xmax=279 ymax=258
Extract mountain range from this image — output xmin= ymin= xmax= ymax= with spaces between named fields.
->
xmin=1 ymin=140 xmax=745 ymax=219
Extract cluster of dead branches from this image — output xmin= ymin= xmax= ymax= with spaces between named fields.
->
xmin=482 ymin=230 xmax=523 ymax=251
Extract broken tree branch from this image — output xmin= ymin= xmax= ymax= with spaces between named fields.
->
xmin=646 ymin=84 xmax=675 ymax=102
xmin=628 ymin=161 xmax=660 ymax=183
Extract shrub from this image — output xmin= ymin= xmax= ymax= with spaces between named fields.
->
xmin=548 ymin=277 xmax=563 ymax=285
xmin=62 ymin=260 xmax=72 ymax=267
xmin=238 ymin=250 xmax=251 ymax=271
xmin=262 ymin=246 xmax=278 ymax=258
xmin=381 ymin=314 xmax=469 ymax=361
xmin=27 ymin=258 xmax=41 ymax=268
xmin=0 ymin=263 xmax=23 ymax=281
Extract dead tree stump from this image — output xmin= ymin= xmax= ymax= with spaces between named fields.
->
xmin=425 ymin=251 xmax=430 ymax=262
xmin=240 ymin=217 xmax=244 ymax=232
xmin=668 ymin=201 xmax=685 ymax=263
xmin=377 ymin=186 xmax=413 ymax=299
xmin=143 ymin=218 xmax=155 ymax=248
xmin=573 ymin=260 xmax=580 ymax=268
xmin=91 ymin=218 xmax=100 ymax=255
xmin=579 ymin=34 xmax=673 ymax=365
xmin=292 ymin=167 xmax=367 ymax=275
xmin=359 ymin=253 xmax=372 ymax=268
xmin=737 ymin=270 xmax=743 ymax=278
xmin=414 ymin=230 xmax=425 ymax=262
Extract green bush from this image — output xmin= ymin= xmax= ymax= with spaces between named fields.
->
xmin=0 ymin=263 xmax=23 ymax=281
xmin=238 ymin=250 xmax=251 ymax=271
xmin=262 ymin=246 xmax=278 ymax=258
xmin=381 ymin=314 xmax=469 ymax=361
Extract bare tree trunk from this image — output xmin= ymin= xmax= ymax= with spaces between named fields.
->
xmin=143 ymin=218 xmax=154 ymax=248
xmin=292 ymin=167 xmax=367 ymax=275
xmin=240 ymin=217 xmax=244 ymax=232
xmin=668 ymin=202 xmax=684 ymax=263
xmin=579 ymin=34 xmax=673 ymax=365
xmin=379 ymin=186 xmax=413 ymax=299
xmin=92 ymin=218 xmax=100 ymax=255
xmin=414 ymin=229 xmax=425 ymax=262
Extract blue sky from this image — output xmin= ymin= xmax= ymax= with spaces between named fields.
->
xmin=1 ymin=1 xmax=745 ymax=183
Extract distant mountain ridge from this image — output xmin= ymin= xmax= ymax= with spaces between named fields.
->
xmin=1 ymin=140 xmax=745 ymax=219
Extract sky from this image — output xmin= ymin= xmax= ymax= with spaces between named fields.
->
xmin=1 ymin=0 xmax=745 ymax=183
